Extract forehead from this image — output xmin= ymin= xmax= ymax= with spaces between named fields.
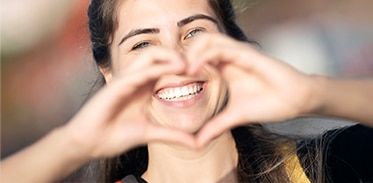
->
xmin=117 ymin=0 xmax=215 ymax=30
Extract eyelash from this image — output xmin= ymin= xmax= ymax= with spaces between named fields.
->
xmin=130 ymin=28 xmax=205 ymax=51
xmin=184 ymin=28 xmax=205 ymax=40
xmin=131 ymin=41 xmax=152 ymax=50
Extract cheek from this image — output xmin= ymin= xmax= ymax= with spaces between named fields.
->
xmin=207 ymin=77 xmax=228 ymax=116
xmin=111 ymin=53 xmax=137 ymax=75
xmin=198 ymin=66 xmax=228 ymax=117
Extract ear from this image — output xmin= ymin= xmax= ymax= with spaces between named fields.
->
xmin=99 ymin=66 xmax=112 ymax=83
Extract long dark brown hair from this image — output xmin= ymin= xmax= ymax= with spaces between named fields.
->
xmin=64 ymin=0 xmax=329 ymax=182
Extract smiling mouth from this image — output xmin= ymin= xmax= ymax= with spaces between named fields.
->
xmin=156 ymin=82 xmax=204 ymax=102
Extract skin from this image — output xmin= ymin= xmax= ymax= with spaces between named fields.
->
xmin=1 ymin=0 xmax=373 ymax=182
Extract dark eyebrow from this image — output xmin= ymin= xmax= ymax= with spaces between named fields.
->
xmin=177 ymin=14 xmax=219 ymax=27
xmin=119 ymin=28 xmax=160 ymax=46
xmin=118 ymin=14 xmax=218 ymax=46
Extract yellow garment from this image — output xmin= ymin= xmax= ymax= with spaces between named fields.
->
xmin=280 ymin=142 xmax=311 ymax=183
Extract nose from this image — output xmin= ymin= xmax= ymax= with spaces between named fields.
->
xmin=161 ymin=30 xmax=188 ymax=64
xmin=166 ymin=41 xmax=188 ymax=76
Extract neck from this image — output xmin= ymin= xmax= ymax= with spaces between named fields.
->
xmin=142 ymin=132 xmax=238 ymax=183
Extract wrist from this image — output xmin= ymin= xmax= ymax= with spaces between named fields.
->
xmin=1 ymin=125 xmax=95 ymax=182
xmin=52 ymin=125 xmax=93 ymax=164
xmin=300 ymin=75 xmax=328 ymax=116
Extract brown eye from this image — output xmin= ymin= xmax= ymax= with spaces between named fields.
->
xmin=184 ymin=28 xmax=204 ymax=40
xmin=132 ymin=41 xmax=152 ymax=50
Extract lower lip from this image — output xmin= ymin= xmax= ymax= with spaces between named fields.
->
xmin=154 ymin=82 xmax=207 ymax=108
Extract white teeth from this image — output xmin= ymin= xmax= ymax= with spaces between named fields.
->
xmin=175 ymin=88 xmax=182 ymax=98
xmin=169 ymin=90 xmax=175 ymax=98
xmin=182 ymin=86 xmax=188 ymax=96
xmin=157 ymin=83 xmax=203 ymax=101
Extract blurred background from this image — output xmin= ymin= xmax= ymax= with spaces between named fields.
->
xmin=1 ymin=0 xmax=373 ymax=159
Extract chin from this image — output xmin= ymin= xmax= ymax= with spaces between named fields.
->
xmin=171 ymin=118 xmax=206 ymax=134
xmin=148 ymin=109 xmax=210 ymax=134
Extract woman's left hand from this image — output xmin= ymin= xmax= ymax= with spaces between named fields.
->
xmin=186 ymin=34 xmax=317 ymax=146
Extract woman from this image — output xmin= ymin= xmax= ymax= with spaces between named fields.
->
xmin=2 ymin=0 xmax=372 ymax=182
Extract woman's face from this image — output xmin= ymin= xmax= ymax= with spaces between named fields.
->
xmin=108 ymin=0 xmax=227 ymax=133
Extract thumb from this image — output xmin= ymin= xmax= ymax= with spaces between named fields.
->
xmin=196 ymin=108 xmax=243 ymax=147
xmin=145 ymin=125 xmax=197 ymax=148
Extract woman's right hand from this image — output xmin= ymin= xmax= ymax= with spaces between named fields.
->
xmin=63 ymin=47 xmax=195 ymax=159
